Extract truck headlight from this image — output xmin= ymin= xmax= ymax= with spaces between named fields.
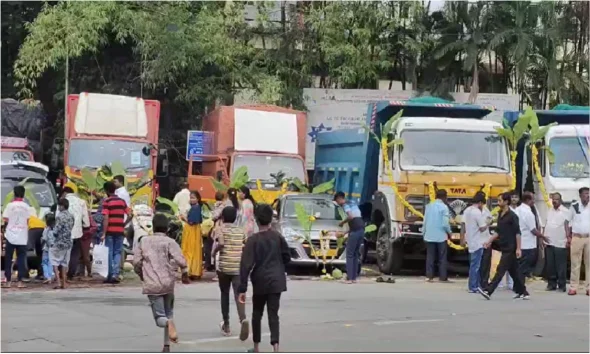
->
xmin=405 ymin=196 xmax=426 ymax=219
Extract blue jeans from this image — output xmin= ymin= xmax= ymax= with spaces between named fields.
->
xmin=468 ymin=248 xmax=484 ymax=291
xmin=346 ymin=229 xmax=364 ymax=281
xmin=105 ymin=234 xmax=124 ymax=280
xmin=42 ymin=250 xmax=53 ymax=280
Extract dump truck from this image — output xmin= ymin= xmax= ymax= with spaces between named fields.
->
xmin=314 ymin=99 xmax=513 ymax=274
xmin=187 ymin=105 xmax=307 ymax=203
xmin=1 ymin=137 xmax=34 ymax=163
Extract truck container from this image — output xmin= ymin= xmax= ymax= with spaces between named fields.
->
xmin=188 ymin=105 xmax=307 ymax=203
xmin=61 ymin=93 xmax=162 ymax=208
xmin=315 ymin=98 xmax=512 ymax=274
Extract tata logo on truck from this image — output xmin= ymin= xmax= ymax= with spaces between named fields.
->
xmin=449 ymin=188 xmax=467 ymax=195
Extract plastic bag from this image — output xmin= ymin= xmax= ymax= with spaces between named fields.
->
xmin=92 ymin=243 xmax=109 ymax=278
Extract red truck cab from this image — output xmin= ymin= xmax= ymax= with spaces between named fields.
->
xmin=0 ymin=137 xmax=34 ymax=163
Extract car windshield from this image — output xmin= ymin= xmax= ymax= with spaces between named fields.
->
xmin=1 ymin=177 xmax=56 ymax=207
xmin=399 ymin=130 xmax=509 ymax=171
xmin=233 ymin=154 xmax=306 ymax=181
xmin=549 ymin=137 xmax=589 ymax=178
xmin=282 ymin=198 xmax=341 ymax=220
xmin=1 ymin=150 xmax=33 ymax=163
xmin=68 ymin=139 xmax=150 ymax=170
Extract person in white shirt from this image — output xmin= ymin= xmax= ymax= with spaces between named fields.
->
xmin=515 ymin=192 xmax=547 ymax=279
xmin=113 ymin=175 xmax=131 ymax=208
xmin=543 ymin=192 xmax=570 ymax=292
xmin=173 ymin=182 xmax=191 ymax=217
xmin=61 ymin=187 xmax=90 ymax=280
xmin=566 ymin=187 xmax=590 ymax=296
xmin=1 ymin=186 xmax=34 ymax=288
xmin=461 ymin=192 xmax=492 ymax=292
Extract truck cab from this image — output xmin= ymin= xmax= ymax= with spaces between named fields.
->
xmin=505 ymin=107 xmax=589 ymax=223
xmin=315 ymin=99 xmax=512 ymax=274
xmin=1 ymin=137 xmax=34 ymax=163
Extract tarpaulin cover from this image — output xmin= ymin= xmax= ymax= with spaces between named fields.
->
xmin=1 ymin=99 xmax=46 ymax=157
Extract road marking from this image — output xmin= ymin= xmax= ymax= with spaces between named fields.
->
xmin=373 ymin=319 xmax=444 ymax=326
xmin=178 ymin=333 xmax=269 ymax=345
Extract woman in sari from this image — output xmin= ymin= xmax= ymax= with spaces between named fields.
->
xmin=237 ymin=186 xmax=258 ymax=238
xmin=180 ymin=191 xmax=203 ymax=279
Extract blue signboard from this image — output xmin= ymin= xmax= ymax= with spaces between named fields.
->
xmin=186 ymin=130 xmax=214 ymax=161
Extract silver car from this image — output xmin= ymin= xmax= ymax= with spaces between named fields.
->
xmin=273 ymin=193 xmax=348 ymax=267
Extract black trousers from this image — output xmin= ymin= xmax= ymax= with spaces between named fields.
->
xmin=252 ymin=293 xmax=281 ymax=345
xmin=519 ymin=248 xmax=537 ymax=278
xmin=218 ymin=272 xmax=246 ymax=323
xmin=4 ymin=242 xmax=27 ymax=282
xmin=28 ymin=228 xmax=44 ymax=276
xmin=67 ymin=238 xmax=82 ymax=279
xmin=486 ymin=251 xmax=528 ymax=296
xmin=479 ymin=247 xmax=493 ymax=288
xmin=425 ymin=241 xmax=447 ymax=281
xmin=203 ymin=236 xmax=214 ymax=270
xmin=545 ymin=246 xmax=567 ymax=289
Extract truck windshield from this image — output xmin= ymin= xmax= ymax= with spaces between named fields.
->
xmin=1 ymin=177 xmax=56 ymax=208
xmin=399 ymin=130 xmax=509 ymax=171
xmin=549 ymin=137 xmax=589 ymax=178
xmin=1 ymin=150 xmax=33 ymax=163
xmin=282 ymin=198 xmax=341 ymax=220
xmin=233 ymin=154 xmax=306 ymax=182
xmin=68 ymin=139 xmax=150 ymax=170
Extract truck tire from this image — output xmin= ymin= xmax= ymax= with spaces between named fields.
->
xmin=376 ymin=223 xmax=403 ymax=275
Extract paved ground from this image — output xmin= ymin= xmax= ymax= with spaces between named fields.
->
xmin=2 ymin=277 xmax=589 ymax=352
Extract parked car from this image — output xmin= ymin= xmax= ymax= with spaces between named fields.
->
xmin=273 ymin=193 xmax=351 ymax=269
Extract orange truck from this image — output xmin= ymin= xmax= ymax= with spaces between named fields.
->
xmin=188 ymin=105 xmax=307 ymax=203
xmin=60 ymin=92 xmax=162 ymax=207
xmin=0 ymin=137 xmax=34 ymax=163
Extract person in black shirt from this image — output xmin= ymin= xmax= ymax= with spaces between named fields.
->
xmin=478 ymin=192 xmax=530 ymax=300
xmin=238 ymin=204 xmax=291 ymax=353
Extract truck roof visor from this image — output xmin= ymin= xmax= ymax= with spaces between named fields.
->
xmin=503 ymin=108 xmax=589 ymax=127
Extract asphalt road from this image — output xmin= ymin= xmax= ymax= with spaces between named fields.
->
xmin=2 ymin=277 xmax=588 ymax=352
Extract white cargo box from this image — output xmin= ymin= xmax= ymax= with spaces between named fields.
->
xmin=74 ymin=93 xmax=148 ymax=138
xmin=234 ymin=108 xmax=298 ymax=154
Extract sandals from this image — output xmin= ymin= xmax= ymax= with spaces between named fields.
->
xmin=219 ymin=321 xmax=231 ymax=337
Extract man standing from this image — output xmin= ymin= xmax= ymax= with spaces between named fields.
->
xmin=423 ymin=189 xmax=452 ymax=282
xmin=113 ymin=175 xmax=131 ymax=208
xmin=567 ymin=187 xmax=590 ymax=296
xmin=334 ymin=191 xmax=365 ymax=283
xmin=478 ymin=192 xmax=529 ymax=300
xmin=50 ymin=199 xmax=75 ymax=289
xmin=544 ymin=193 xmax=570 ymax=292
xmin=61 ymin=187 xmax=90 ymax=281
xmin=461 ymin=192 xmax=490 ymax=292
xmin=2 ymin=186 xmax=34 ymax=288
xmin=173 ymin=182 xmax=191 ymax=218
xmin=101 ymin=181 xmax=129 ymax=284
xmin=515 ymin=192 xmax=547 ymax=279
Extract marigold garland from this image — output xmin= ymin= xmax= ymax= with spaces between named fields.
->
xmin=531 ymin=145 xmax=551 ymax=207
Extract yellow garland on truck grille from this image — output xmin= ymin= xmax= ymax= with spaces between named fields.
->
xmin=481 ymin=183 xmax=500 ymax=216
xmin=379 ymin=138 xmax=463 ymax=250
xmin=530 ymin=145 xmax=551 ymax=207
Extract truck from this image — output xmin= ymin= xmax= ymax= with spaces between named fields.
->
xmin=314 ymin=99 xmax=513 ymax=274
xmin=188 ymin=105 xmax=307 ymax=203
xmin=1 ymin=137 xmax=34 ymax=163
xmin=505 ymin=105 xmax=589 ymax=226
xmin=60 ymin=92 xmax=163 ymax=207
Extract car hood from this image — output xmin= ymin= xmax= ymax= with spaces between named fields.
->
xmin=279 ymin=218 xmax=342 ymax=240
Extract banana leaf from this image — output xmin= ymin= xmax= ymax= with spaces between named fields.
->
xmin=230 ymin=166 xmax=249 ymax=188
xmin=81 ymin=168 xmax=98 ymax=191
xmin=294 ymin=203 xmax=311 ymax=231
xmin=291 ymin=177 xmax=309 ymax=192
xmin=111 ymin=161 xmax=126 ymax=180
xmin=212 ymin=179 xmax=228 ymax=192
xmin=365 ymin=224 xmax=377 ymax=233
xmin=156 ymin=196 xmax=179 ymax=215
xmin=311 ymin=178 xmax=335 ymax=194
xmin=382 ymin=110 xmax=404 ymax=139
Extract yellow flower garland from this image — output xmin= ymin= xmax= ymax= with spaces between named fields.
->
xmin=427 ymin=181 xmax=436 ymax=203
xmin=530 ymin=145 xmax=551 ymax=207
xmin=481 ymin=183 xmax=500 ymax=216
xmin=509 ymin=151 xmax=517 ymax=190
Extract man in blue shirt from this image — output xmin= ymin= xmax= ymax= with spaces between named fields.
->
xmin=423 ymin=189 xmax=452 ymax=282
xmin=335 ymin=191 xmax=364 ymax=284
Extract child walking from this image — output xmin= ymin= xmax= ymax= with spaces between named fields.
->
xmin=213 ymin=206 xmax=248 ymax=340
xmin=238 ymin=204 xmax=291 ymax=353
xmin=133 ymin=213 xmax=190 ymax=353
xmin=41 ymin=213 xmax=56 ymax=284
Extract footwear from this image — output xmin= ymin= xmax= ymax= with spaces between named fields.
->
xmin=219 ymin=321 xmax=231 ymax=336
xmin=522 ymin=294 xmax=530 ymax=300
xmin=558 ymin=287 xmax=566 ymax=293
xmin=162 ymin=345 xmax=170 ymax=353
xmin=239 ymin=319 xmax=249 ymax=341
xmin=513 ymin=293 xmax=524 ymax=299
xmin=468 ymin=289 xmax=477 ymax=293
xmin=477 ymin=287 xmax=490 ymax=300
xmin=586 ymin=290 xmax=589 ymax=296
xmin=425 ymin=278 xmax=434 ymax=283
xmin=545 ymin=286 xmax=556 ymax=291
xmin=568 ymin=288 xmax=577 ymax=296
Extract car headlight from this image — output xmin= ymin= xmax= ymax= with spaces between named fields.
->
xmin=282 ymin=227 xmax=303 ymax=242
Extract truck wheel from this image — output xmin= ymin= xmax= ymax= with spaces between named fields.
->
xmin=376 ymin=224 xmax=403 ymax=275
